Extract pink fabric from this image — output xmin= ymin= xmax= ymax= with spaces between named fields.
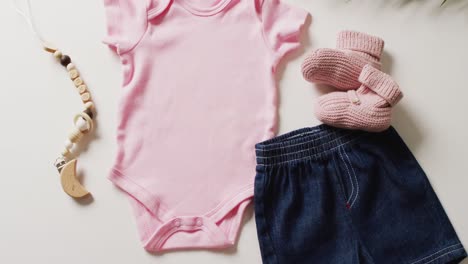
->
xmin=315 ymin=65 xmax=403 ymax=132
xmin=103 ymin=0 xmax=308 ymax=252
xmin=358 ymin=65 xmax=403 ymax=106
xmin=301 ymin=30 xmax=384 ymax=90
xmin=336 ymin=31 xmax=384 ymax=59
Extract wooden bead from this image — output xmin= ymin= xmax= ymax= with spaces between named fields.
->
xmin=74 ymin=112 xmax=94 ymax=133
xmin=73 ymin=77 xmax=84 ymax=87
xmin=81 ymin=92 xmax=91 ymax=102
xmin=69 ymin=69 xmax=79 ymax=80
xmin=84 ymin=102 xmax=94 ymax=111
xmin=65 ymin=140 xmax=74 ymax=150
xmin=43 ymin=42 xmax=57 ymax=53
xmin=60 ymin=55 xmax=71 ymax=67
xmin=76 ymin=117 xmax=90 ymax=132
xmin=62 ymin=148 xmax=72 ymax=158
xmin=84 ymin=108 xmax=94 ymax=119
xmin=66 ymin=63 xmax=76 ymax=71
xmin=69 ymin=129 xmax=84 ymax=143
xmin=77 ymin=84 xmax=87 ymax=94
xmin=84 ymin=102 xmax=95 ymax=119
xmin=53 ymin=50 xmax=62 ymax=59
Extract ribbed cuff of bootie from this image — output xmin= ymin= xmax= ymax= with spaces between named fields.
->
xmin=336 ymin=31 xmax=385 ymax=59
xmin=359 ymin=65 xmax=403 ymax=106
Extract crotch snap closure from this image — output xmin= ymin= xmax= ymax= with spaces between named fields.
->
xmin=171 ymin=217 xmax=207 ymax=228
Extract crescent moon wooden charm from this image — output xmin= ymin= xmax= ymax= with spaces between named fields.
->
xmin=59 ymin=159 xmax=90 ymax=198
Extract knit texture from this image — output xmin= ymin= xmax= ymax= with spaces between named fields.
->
xmin=301 ymin=30 xmax=384 ymax=90
xmin=359 ymin=65 xmax=403 ymax=106
xmin=336 ymin=31 xmax=385 ymax=58
xmin=315 ymin=65 xmax=403 ymax=132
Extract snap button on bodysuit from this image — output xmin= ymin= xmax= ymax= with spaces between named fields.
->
xmin=196 ymin=219 xmax=203 ymax=227
xmin=174 ymin=219 xmax=181 ymax=227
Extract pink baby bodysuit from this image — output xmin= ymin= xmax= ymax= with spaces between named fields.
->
xmin=103 ymin=0 xmax=308 ymax=251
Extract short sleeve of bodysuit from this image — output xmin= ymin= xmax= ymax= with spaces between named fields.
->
xmin=258 ymin=0 xmax=308 ymax=66
xmin=102 ymin=0 xmax=171 ymax=54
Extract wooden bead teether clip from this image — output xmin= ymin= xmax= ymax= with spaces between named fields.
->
xmin=12 ymin=0 xmax=97 ymax=199
xmin=48 ymin=46 xmax=96 ymax=198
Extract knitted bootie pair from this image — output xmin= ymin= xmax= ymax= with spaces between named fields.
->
xmin=301 ymin=31 xmax=403 ymax=132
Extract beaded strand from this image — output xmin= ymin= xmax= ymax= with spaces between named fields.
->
xmin=50 ymin=48 xmax=97 ymax=172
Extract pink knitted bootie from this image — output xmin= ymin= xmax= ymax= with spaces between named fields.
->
xmin=302 ymin=31 xmax=385 ymax=90
xmin=315 ymin=65 xmax=403 ymax=132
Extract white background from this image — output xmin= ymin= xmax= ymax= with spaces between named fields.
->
xmin=1 ymin=0 xmax=467 ymax=263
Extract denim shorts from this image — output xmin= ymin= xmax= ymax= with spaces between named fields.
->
xmin=254 ymin=125 xmax=466 ymax=264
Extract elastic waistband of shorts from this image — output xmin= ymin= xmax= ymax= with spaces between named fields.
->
xmin=255 ymin=125 xmax=366 ymax=166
